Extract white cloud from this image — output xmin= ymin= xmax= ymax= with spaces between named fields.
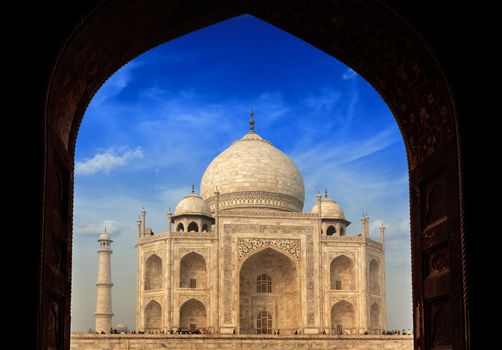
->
xmin=74 ymin=219 xmax=122 ymax=237
xmin=156 ymin=185 xmax=194 ymax=211
xmin=369 ymin=218 xmax=410 ymax=240
xmin=292 ymin=127 xmax=400 ymax=170
xmin=91 ymin=61 xmax=142 ymax=106
xmin=303 ymin=89 xmax=341 ymax=112
xmin=342 ymin=68 xmax=357 ymax=80
xmin=75 ymin=147 xmax=144 ymax=176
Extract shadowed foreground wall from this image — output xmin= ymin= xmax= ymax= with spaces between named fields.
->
xmin=71 ymin=334 xmax=412 ymax=350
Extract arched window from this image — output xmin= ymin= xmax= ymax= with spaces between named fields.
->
xmin=370 ymin=259 xmax=380 ymax=293
xmin=179 ymin=299 xmax=207 ymax=331
xmin=330 ymin=255 xmax=355 ymax=290
xmin=180 ymin=252 xmax=207 ymax=288
xmin=144 ymin=255 xmax=162 ymax=290
xmin=201 ymin=223 xmax=208 ymax=232
xmin=144 ymin=300 xmax=162 ymax=330
xmin=176 ymin=223 xmax=184 ymax=232
xmin=256 ymin=274 xmax=272 ymax=293
xmin=187 ymin=222 xmax=199 ymax=232
xmin=256 ymin=311 xmax=272 ymax=334
xmin=326 ymin=225 xmax=336 ymax=236
xmin=370 ymin=303 xmax=380 ymax=330
xmin=331 ymin=301 xmax=355 ymax=334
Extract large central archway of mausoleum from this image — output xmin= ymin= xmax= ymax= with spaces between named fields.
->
xmin=239 ymin=248 xmax=300 ymax=335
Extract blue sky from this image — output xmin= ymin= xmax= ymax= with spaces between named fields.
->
xmin=72 ymin=15 xmax=411 ymax=332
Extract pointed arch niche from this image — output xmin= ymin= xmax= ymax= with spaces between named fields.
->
xmin=239 ymin=248 xmax=300 ymax=335
xmin=179 ymin=252 xmax=207 ymax=289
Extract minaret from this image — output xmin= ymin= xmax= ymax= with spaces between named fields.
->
xmin=380 ymin=221 xmax=385 ymax=243
xmin=141 ymin=207 xmax=146 ymax=235
xmin=167 ymin=208 xmax=172 ymax=234
xmin=316 ymin=191 xmax=322 ymax=218
xmin=136 ymin=216 xmax=142 ymax=240
xmin=365 ymin=214 xmax=370 ymax=237
xmin=95 ymin=228 xmax=114 ymax=333
xmin=361 ymin=214 xmax=369 ymax=237
xmin=316 ymin=191 xmax=322 ymax=235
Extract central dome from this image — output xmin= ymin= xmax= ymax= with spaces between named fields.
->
xmin=200 ymin=130 xmax=305 ymax=213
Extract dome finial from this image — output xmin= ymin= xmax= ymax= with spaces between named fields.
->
xmin=249 ymin=107 xmax=255 ymax=133
xmin=191 ymin=183 xmax=195 ymax=194
xmin=325 ymin=188 xmax=328 ymax=198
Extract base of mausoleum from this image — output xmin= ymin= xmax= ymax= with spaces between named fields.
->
xmin=71 ymin=333 xmax=413 ymax=350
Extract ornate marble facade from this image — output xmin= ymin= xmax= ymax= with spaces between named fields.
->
xmin=136 ymin=119 xmax=386 ymax=336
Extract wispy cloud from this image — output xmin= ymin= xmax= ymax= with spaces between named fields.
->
xmin=91 ymin=61 xmax=142 ymax=106
xmin=369 ymin=218 xmax=410 ymax=240
xmin=74 ymin=219 xmax=123 ymax=237
xmin=303 ymin=89 xmax=341 ymax=112
xmin=75 ymin=147 xmax=144 ymax=175
xmin=342 ymin=68 xmax=357 ymax=80
xmin=292 ymin=127 xmax=399 ymax=169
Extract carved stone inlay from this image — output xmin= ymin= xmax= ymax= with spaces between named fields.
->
xmin=206 ymin=191 xmax=304 ymax=213
xmin=222 ymin=210 xmax=317 ymax=218
xmin=223 ymin=223 xmax=311 ymax=234
xmin=306 ymin=233 xmax=315 ymax=325
xmin=330 ymin=296 xmax=358 ymax=307
xmin=425 ymin=247 xmax=449 ymax=278
xmin=144 ymin=296 xmax=162 ymax=306
xmin=178 ymin=294 xmax=208 ymax=306
xmin=139 ymin=233 xmax=169 ymax=243
xmin=144 ymin=250 xmax=163 ymax=262
xmin=223 ymin=232 xmax=232 ymax=323
xmin=237 ymin=238 xmax=301 ymax=262
xmin=328 ymin=251 xmax=356 ymax=261
xmin=178 ymin=247 xmax=208 ymax=259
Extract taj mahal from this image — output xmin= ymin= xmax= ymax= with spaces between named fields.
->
xmin=89 ymin=112 xmax=392 ymax=346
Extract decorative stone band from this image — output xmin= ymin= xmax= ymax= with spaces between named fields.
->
xmin=237 ymin=238 xmax=301 ymax=262
xmin=178 ymin=294 xmax=208 ymax=306
xmin=138 ymin=232 xmax=217 ymax=243
xmin=221 ymin=210 xmax=317 ymax=218
xmin=205 ymin=191 xmax=303 ymax=213
xmin=95 ymin=282 xmax=114 ymax=287
xmin=321 ymin=235 xmax=365 ymax=242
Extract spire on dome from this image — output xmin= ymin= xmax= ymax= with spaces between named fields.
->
xmin=249 ymin=108 xmax=255 ymax=133
xmin=191 ymin=183 xmax=195 ymax=194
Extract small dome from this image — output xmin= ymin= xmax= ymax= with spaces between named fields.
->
xmin=174 ymin=193 xmax=212 ymax=217
xmin=311 ymin=197 xmax=346 ymax=219
xmin=115 ymin=323 xmax=128 ymax=331
xmin=98 ymin=230 xmax=112 ymax=241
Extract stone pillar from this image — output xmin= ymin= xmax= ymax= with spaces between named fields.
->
xmin=214 ymin=190 xmax=220 ymax=331
xmin=141 ymin=207 xmax=146 ymax=235
xmin=335 ymin=222 xmax=341 ymax=237
xmin=167 ymin=208 xmax=172 ymax=234
xmin=361 ymin=215 xmax=366 ymax=237
xmin=95 ymin=229 xmax=114 ymax=333
xmin=365 ymin=215 xmax=369 ymax=238
xmin=361 ymin=214 xmax=369 ymax=238
xmin=379 ymin=222 xmax=385 ymax=243
xmin=136 ymin=216 xmax=142 ymax=240
xmin=316 ymin=193 xmax=322 ymax=236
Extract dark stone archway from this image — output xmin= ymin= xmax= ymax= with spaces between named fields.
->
xmin=24 ymin=1 xmax=481 ymax=349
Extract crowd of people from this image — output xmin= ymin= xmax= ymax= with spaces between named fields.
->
xmin=382 ymin=329 xmax=412 ymax=335
xmin=89 ymin=327 xmax=412 ymax=336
